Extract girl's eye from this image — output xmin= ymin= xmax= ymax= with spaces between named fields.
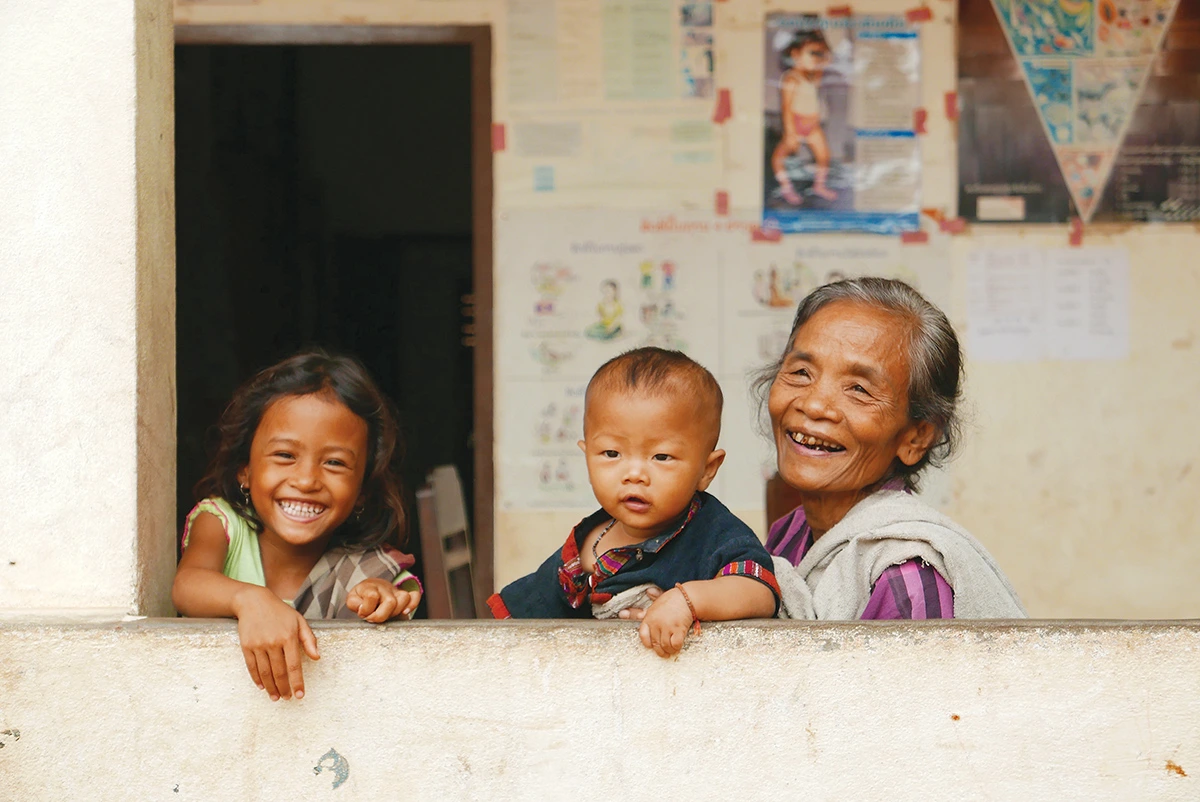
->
xmin=272 ymin=451 xmax=295 ymax=460
xmin=325 ymin=459 xmax=347 ymax=468
xmin=603 ymin=450 xmax=619 ymax=458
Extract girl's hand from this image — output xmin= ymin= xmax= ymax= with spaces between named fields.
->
xmin=346 ymin=578 xmax=421 ymax=622
xmin=637 ymin=587 xmax=695 ymax=658
xmin=232 ymin=586 xmax=320 ymax=702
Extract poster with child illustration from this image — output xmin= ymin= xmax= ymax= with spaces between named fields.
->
xmin=763 ymin=13 xmax=922 ymax=235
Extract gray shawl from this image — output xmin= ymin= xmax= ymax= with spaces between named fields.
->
xmin=773 ymin=490 xmax=1027 ymax=620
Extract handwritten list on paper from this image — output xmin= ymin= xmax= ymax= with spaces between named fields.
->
xmin=967 ymin=248 xmax=1130 ymax=362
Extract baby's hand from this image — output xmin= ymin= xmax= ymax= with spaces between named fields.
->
xmin=346 ymin=578 xmax=420 ymax=623
xmin=638 ymin=586 xmax=696 ymax=658
xmin=233 ymin=586 xmax=320 ymax=701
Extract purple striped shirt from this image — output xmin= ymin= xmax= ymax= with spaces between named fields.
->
xmin=766 ymin=492 xmax=954 ymax=620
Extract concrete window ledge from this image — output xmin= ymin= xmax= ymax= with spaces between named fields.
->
xmin=1 ymin=619 xmax=1198 ymax=799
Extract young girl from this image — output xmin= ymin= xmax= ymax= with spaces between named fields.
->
xmin=173 ymin=350 xmax=422 ymax=702
xmin=772 ymin=29 xmax=838 ymax=206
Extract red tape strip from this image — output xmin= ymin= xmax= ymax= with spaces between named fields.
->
xmin=715 ymin=191 xmax=730 ymax=216
xmin=905 ymin=5 xmax=933 ymax=22
xmin=939 ymin=217 xmax=967 ymax=234
xmin=1069 ymin=217 xmax=1084 ymax=246
xmin=712 ymin=88 xmax=732 ymax=124
xmin=751 ymin=226 xmax=782 ymax=243
xmin=914 ymin=108 xmax=927 ymax=134
xmin=827 ymin=5 xmax=853 ymax=16
xmin=491 ymin=123 xmax=506 ymax=153
xmin=900 ymin=230 xmax=929 ymax=244
xmin=944 ymin=91 xmax=958 ymax=122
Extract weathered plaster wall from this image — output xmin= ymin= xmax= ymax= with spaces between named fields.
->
xmin=1 ymin=620 xmax=1199 ymax=799
xmin=0 ymin=0 xmax=176 ymax=613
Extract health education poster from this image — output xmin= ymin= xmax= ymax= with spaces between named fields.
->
xmin=958 ymin=0 xmax=1198 ymax=224
xmin=763 ymin=12 xmax=922 ymax=235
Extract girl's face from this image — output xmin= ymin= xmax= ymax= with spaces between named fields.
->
xmin=237 ymin=393 xmax=369 ymax=554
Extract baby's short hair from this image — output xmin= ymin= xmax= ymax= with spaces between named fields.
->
xmin=585 ymin=347 xmax=723 ymax=448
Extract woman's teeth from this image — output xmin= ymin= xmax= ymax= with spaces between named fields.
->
xmin=791 ymin=432 xmax=844 ymax=452
xmin=279 ymin=500 xmax=326 ymax=518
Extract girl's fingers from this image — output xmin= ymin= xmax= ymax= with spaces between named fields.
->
xmin=638 ymin=621 xmax=653 ymax=649
xmin=255 ymin=651 xmax=280 ymax=700
xmin=269 ymin=647 xmax=293 ymax=699
xmin=298 ymin=619 xmax=320 ymax=661
xmin=365 ymin=593 xmax=398 ymax=623
xmin=243 ymin=648 xmax=265 ymax=689
xmin=282 ymin=639 xmax=305 ymax=700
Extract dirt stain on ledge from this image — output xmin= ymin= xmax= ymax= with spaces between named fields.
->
xmin=1165 ymin=760 xmax=1187 ymax=777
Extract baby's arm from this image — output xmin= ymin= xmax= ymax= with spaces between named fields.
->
xmin=172 ymin=512 xmax=319 ymax=701
xmin=638 ymin=576 xmax=776 ymax=658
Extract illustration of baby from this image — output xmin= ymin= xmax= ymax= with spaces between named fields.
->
xmin=772 ymin=29 xmax=837 ymax=206
xmin=584 ymin=279 xmax=624 ymax=341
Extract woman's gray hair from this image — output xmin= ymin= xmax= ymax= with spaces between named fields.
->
xmin=753 ymin=277 xmax=963 ymax=491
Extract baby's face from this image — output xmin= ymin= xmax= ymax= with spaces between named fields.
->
xmin=578 ymin=389 xmax=723 ymax=540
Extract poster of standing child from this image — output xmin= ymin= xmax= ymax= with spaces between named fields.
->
xmin=764 ymin=13 xmax=922 ymax=234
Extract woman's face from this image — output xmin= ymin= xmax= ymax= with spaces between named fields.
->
xmin=768 ymin=301 xmax=933 ymax=500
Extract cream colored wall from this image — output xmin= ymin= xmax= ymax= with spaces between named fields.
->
xmin=1 ymin=0 xmax=176 ymax=614
xmin=3 ymin=619 xmax=1200 ymax=798
xmin=171 ymin=0 xmax=1200 ymax=619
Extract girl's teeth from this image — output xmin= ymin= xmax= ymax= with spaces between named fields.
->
xmin=279 ymin=501 xmax=325 ymax=518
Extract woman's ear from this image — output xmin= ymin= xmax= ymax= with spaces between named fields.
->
xmin=897 ymin=421 xmax=937 ymax=466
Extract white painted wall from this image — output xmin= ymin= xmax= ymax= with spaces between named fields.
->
xmin=2 ymin=620 xmax=1199 ymax=799
xmin=0 ymin=0 xmax=175 ymax=613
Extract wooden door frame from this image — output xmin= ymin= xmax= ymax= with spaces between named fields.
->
xmin=175 ymin=24 xmax=496 ymax=609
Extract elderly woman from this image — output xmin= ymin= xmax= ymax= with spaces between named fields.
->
xmin=763 ymin=278 xmax=1025 ymax=619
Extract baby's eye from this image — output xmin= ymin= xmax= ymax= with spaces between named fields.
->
xmin=652 ymin=453 xmax=672 ymax=462
xmin=602 ymin=450 xmax=619 ymax=458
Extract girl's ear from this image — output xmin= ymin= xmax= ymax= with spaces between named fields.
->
xmin=236 ymin=465 xmax=249 ymax=487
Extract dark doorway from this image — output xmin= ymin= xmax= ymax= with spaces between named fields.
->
xmin=174 ymin=34 xmax=493 ymax=613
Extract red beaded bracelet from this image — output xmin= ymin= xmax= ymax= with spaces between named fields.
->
xmin=675 ymin=582 xmax=701 ymax=636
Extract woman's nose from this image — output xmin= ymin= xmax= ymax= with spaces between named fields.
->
xmin=798 ymin=379 xmax=839 ymax=421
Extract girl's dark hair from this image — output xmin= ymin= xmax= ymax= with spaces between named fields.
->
xmin=752 ymin=277 xmax=964 ymax=492
xmin=195 ymin=350 xmax=407 ymax=551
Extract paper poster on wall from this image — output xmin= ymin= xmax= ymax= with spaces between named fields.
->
xmin=967 ymin=247 xmax=1130 ymax=361
xmin=763 ymin=13 xmax=922 ymax=235
xmin=959 ymin=0 xmax=1196 ymax=223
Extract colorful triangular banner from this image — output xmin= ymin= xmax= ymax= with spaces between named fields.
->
xmin=989 ymin=0 xmax=1180 ymax=220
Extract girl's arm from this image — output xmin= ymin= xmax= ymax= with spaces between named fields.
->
xmin=172 ymin=512 xmax=319 ymax=701
xmin=637 ymin=576 xmax=776 ymax=658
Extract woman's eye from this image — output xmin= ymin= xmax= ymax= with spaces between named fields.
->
xmin=603 ymin=450 xmax=619 ymax=458
xmin=850 ymin=384 xmax=871 ymax=396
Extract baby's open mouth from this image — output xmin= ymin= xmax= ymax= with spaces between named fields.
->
xmin=789 ymin=432 xmax=845 ymax=453
xmin=278 ymin=500 xmax=327 ymax=521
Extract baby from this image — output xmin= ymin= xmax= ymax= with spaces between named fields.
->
xmin=488 ymin=347 xmax=779 ymax=657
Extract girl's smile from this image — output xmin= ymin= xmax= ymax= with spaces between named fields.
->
xmin=238 ymin=392 xmax=369 ymax=553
